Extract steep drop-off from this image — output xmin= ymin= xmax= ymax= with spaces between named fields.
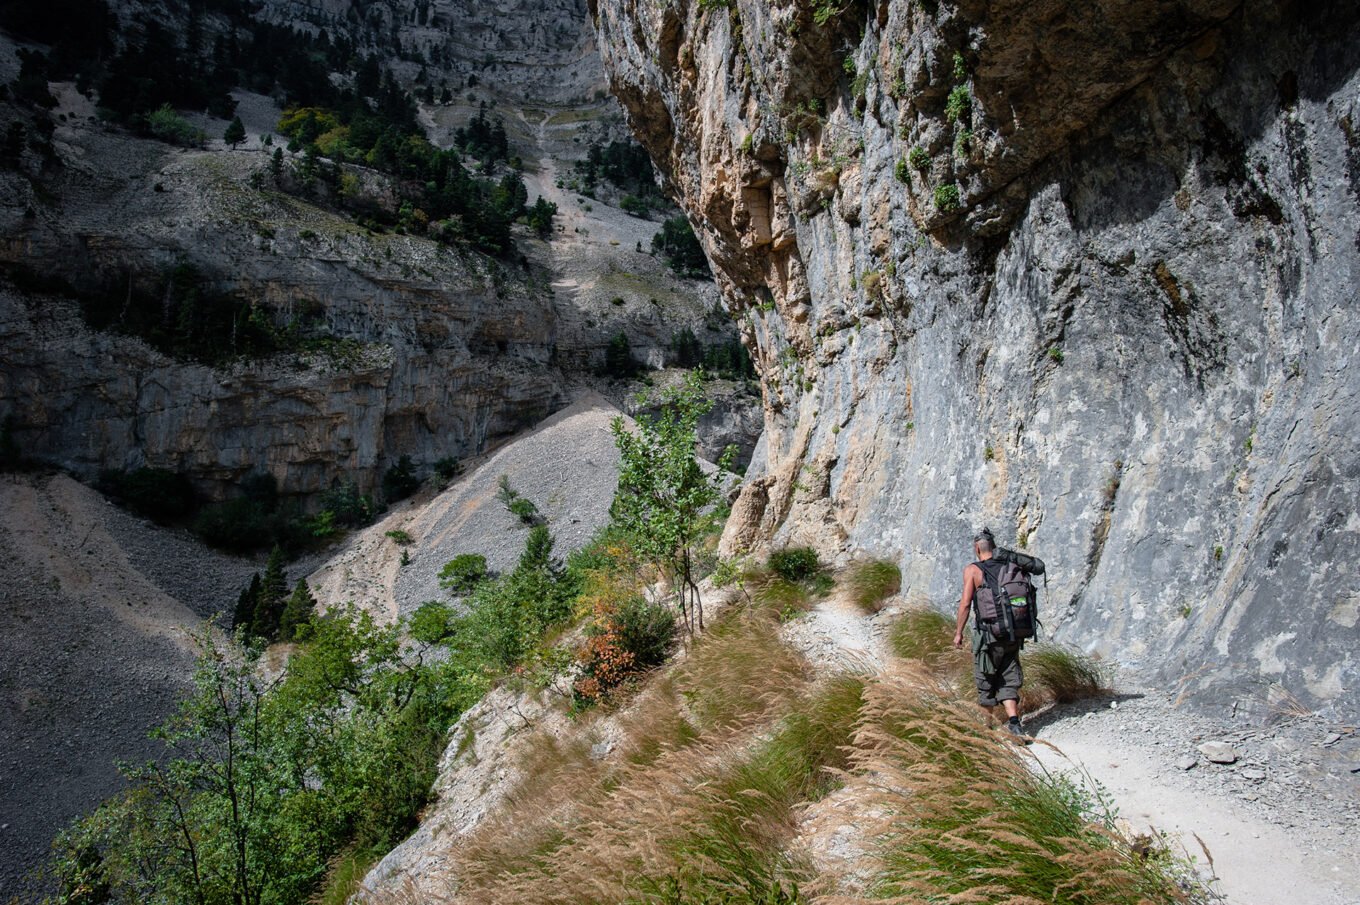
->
xmin=591 ymin=0 xmax=1360 ymax=720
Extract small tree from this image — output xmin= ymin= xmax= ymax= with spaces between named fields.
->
xmin=233 ymin=573 xmax=261 ymax=634
xmin=279 ymin=579 xmax=316 ymax=642
xmin=223 ymin=115 xmax=246 ymax=148
xmin=251 ymin=545 xmax=288 ymax=640
xmin=609 ymin=372 xmax=733 ymax=633
xmin=439 ymin=554 xmax=488 ymax=594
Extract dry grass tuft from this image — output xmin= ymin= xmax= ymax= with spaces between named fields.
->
xmin=887 ymin=606 xmax=961 ymax=668
xmin=1022 ymin=643 xmax=1111 ymax=710
xmin=817 ymin=669 xmax=1199 ymax=905
xmin=673 ymin=604 xmax=810 ymax=731
xmin=842 ymin=559 xmax=901 ymax=614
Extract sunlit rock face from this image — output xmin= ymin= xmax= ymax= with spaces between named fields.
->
xmin=591 ymin=0 xmax=1360 ymax=720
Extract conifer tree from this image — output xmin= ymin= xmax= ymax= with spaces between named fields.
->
xmin=279 ymin=579 xmax=316 ymax=642
xmin=223 ymin=114 xmax=245 ymax=148
xmin=233 ymin=573 xmax=261 ymax=635
xmin=253 ymin=545 xmax=288 ymax=640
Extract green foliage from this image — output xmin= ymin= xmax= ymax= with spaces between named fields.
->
xmin=576 ymin=596 xmax=678 ymax=701
xmin=147 ymin=104 xmax=205 ymax=146
xmin=49 ymin=607 xmax=487 ymax=905
xmin=944 ymin=85 xmax=972 ymax=124
xmin=620 ymin=194 xmax=651 ymax=217
xmin=194 ymin=473 xmax=310 ymax=554
xmin=932 ymin=182 xmax=961 ymax=213
xmin=224 ymin=115 xmax=246 ymax=147
xmin=651 ymin=216 xmax=710 ymax=278
xmin=610 ymin=373 xmax=734 ymax=632
xmin=439 ymin=553 xmax=489 ymax=595
xmin=97 ymin=467 xmax=197 ymax=523
xmin=433 ymin=456 xmax=463 ymax=481
xmin=603 ymin=331 xmax=643 ymax=379
xmin=812 ymin=1 xmax=849 ymax=26
xmin=446 ymin=527 xmax=578 ymax=670
xmin=952 ymin=51 xmax=968 ymax=82
xmin=573 ymin=139 xmax=661 ymax=200
xmin=409 ymin=601 xmax=458 ymax=644
xmin=768 ymin=547 xmax=822 ymax=583
xmin=845 ymin=559 xmax=902 ymax=613
xmin=279 ymin=579 xmax=316 ymax=642
xmin=385 ymin=529 xmax=413 ymax=546
xmin=894 ymin=158 xmax=911 ymax=184
xmin=495 ymin=476 xmax=545 ymax=526
xmin=888 ymin=607 xmax=956 ymax=662
xmin=526 ymin=196 xmax=558 ymax=237
xmin=908 ymin=145 xmax=930 ymax=171
xmin=381 ymin=455 xmax=420 ymax=503
xmin=1048 ymin=347 xmax=1065 ymax=364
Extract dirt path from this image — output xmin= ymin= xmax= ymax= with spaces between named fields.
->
xmin=783 ymin=595 xmax=1360 ymax=905
xmin=1029 ymin=696 xmax=1360 ymax=905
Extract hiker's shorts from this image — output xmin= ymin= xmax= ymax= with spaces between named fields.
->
xmin=972 ymin=632 xmax=1023 ymax=707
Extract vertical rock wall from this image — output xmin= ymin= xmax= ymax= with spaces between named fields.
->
xmin=591 ymin=0 xmax=1360 ymax=720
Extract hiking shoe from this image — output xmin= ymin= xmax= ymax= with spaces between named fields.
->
xmin=1002 ymin=718 xmax=1032 ymax=743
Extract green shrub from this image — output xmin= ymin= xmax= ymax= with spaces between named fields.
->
xmin=944 ymin=85 xmax=972 ymax=123
xmin=409 ymin=601 xmax=458 ymax=643
xmin=508 ymin=497 xmax=541 ymax=525
xmin=933 ymin=182 xmax=961 ymax=213
xmin=385 ymin=529 xmax=413 ymax=546
xmin=894 ymin=158 xmax=910 ymax=183
xmin=440 ymin=553 xmax=489 ymax=594
xmin=614 ymin=597 xmax=677 ymax=670
xmin=908 ymin=145 xmax=930 ymax=171
xmin=147 ymin=104 xmax=203 ymax=146
xmin=845 ymin=559 xmax=902 ymax=613
xmin=433 ymin=456 xmax=463 ymax=481
xmin=603 ymin=331 xmax=641 ymax=378
xmin=768 ymin=546 xmax=821 ymax=582
xmin=381 ymin=455 xmax=420 ymax=502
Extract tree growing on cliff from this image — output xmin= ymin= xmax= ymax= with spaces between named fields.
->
xmin=609 ymin=372 xmax=734 ymax=633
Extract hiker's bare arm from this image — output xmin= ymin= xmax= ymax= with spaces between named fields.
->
xmin=953 ymin=566 xmax=976 ymax=648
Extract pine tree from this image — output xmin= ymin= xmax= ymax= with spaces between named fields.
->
xmin=269 ymin=146 xmax=284 ymax=182
xmin=233 ymin=573 xmax=261 ymax=635
xmin=223 ymin=115 xmax=245 ymax=148
xmin=279 ymin=579 xmax=316 ymax=642
xmin=253 ymin=545 xmax=288 ymax=640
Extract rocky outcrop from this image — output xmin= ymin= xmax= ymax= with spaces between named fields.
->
xmin=0 ymin=133 xmax=565 ymax=498
xmin=592 ymin=0 xmax=1360 ymax=720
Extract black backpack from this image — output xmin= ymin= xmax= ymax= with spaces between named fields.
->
xmin=973 ymin=557 xmax=1038 ymax=644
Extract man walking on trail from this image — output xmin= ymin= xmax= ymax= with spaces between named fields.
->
xmin=953 ymin=527 xmax=1044 ymax=738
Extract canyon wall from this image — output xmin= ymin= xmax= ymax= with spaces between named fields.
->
xmin=591 ymin=0 xmax=1360 ymax=720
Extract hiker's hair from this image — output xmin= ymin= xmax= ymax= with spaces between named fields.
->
xmin=973 ymin=528 xmax=995 ymax=553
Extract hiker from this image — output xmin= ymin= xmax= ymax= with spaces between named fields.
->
xmin=952 ymin=527 xmax=1045 ymax=737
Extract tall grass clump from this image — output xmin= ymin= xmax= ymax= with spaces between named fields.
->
xmin=746 ymin=547 xmax=834 ymax=620
xmin=843 ymin=558 xmax=901 ymax=613
xmin=887 ymin=606 xmax=955 ymax=662
xmin=481 ymin=674 xmax=864 ymax=905
xmin=630 ymin=676 xmax=865 ymax=904
xmin=848 ymin=672 xmax=1204 ymax=905
xmin=1023 ymin=643 xmax=1111 ymax=708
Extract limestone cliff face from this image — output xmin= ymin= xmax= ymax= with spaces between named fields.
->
xmin=0 ymin=142 xmax=564 ymax=498
xmin=591 ymin=0 xmax=1360 ymax=720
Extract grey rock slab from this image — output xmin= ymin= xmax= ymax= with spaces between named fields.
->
xmin=1198 ymin=742 xmax=1241 ymax=764
xmin=1175 ymin=755 xmax=1199 ymax=770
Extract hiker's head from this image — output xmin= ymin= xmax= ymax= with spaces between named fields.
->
xmin=973 ymin=528 xmax=995 ymax=557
